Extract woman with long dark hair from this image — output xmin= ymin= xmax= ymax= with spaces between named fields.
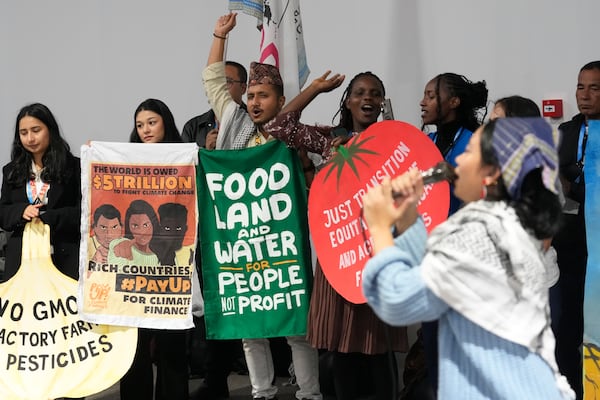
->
xmin=264 ymin=72 xmax=408 ymax=400
xmin=129 ymin=98 xmax=183 ymax=144
xmin=0 ymin=103 xmax=81 ymax=282
xmin=361 ymin=118 xmax=573 ymax=399
xmin=118 ymin=98 xmax=189 ymax=400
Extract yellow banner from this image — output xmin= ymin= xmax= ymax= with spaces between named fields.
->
xmin=0 ymin=219 xmax=137 ymax=399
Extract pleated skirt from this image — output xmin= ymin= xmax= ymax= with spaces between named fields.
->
xmin=307 ymin=262 xmax=408 ymax=355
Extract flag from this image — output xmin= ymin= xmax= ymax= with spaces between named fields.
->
xmin=230 ymin=0 xmax=310 ymax=99
xmin=583 ymin=120 xmax=600 ymax=397
xmin=228 ymin=0 xmax=263 ymax=22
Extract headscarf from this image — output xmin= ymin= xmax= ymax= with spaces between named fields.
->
xmin=491 ymin=117 xmax=559 ymax=200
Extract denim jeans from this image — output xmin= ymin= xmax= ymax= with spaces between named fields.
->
xmin=242 ymin=336 xmax=322 ymax=400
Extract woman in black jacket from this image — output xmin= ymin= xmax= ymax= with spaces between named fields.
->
xmin=0 ymin=102 xmax=81 ymax=282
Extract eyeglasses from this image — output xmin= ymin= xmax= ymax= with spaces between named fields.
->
xmin=226 ymin=78 xmax=245 ymax=86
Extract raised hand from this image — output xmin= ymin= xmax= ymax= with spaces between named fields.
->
xmin=214 ymin=12 xmax=237 ymax=38
xmin=310 ymin=70 xmax=345 ymax=94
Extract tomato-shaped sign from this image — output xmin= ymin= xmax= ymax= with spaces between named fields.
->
xmin=308 ymin=120 xmax=449 ymax=304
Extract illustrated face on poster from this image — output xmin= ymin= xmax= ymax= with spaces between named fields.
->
xmin=157 ymin=203 xmax=188 ymax=256
xmin=94 ymin=215 xmax=122 ymax=250
xmin=90 ymin=204 xmax=124 ymax=264
xmin=128 ymin=213 xmax=154 ymax=251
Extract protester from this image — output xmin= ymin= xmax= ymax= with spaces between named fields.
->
xmin=552 ymin=60 xmax=600 ymax=399
xmin=420 ymin=72 xmax=488 ymax=214
xmin=415 ymin=73 xmax=488 ymax=396
xmin=118 ymin=98 xmax=190 ymax=400
xmin=0 ymin=103 xmax=81 ymax=283
xmin=489 ymin=95 xmax=541 ymax=120
xmin=0 ymin=103 xmax=83 ymax=400
xmin=361 ymin=117 xmax=574 ymax=399
xmin=183 ymin=60 xmax=248 ymax=399
xmin=264 ymin=72 xmax=409 ymax=400
xmin=200 ymin=12 xmax=341 ymax=400
xmin=182 ymin=60 xmax=247 ymax=149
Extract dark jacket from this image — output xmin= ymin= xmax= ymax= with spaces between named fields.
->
xmin=558 ymin=113 xmax=587 ymax=204
xmin=553 ymin=114 xmax=587 ymax=255
xmin=0 ymin=154 xmax=81 ymax=281
xmin=181 ymin=103 xmax=247 ymax=147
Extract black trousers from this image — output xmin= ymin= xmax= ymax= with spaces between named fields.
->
xmin=329 ymin=351 xmax=397 ymax=400
xmin=120 ymin=328 xmax=189 ymax=400
xmin=191 ymin=315 xmax=243 ymax=392
xmin=551 ymin=212 xmax=587 ymax=400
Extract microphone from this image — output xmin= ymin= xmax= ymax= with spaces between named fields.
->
xmin=421 ymin=161 xmax=457 ymax=185
xmin=392 ymin=161 xmax=456 ymax=199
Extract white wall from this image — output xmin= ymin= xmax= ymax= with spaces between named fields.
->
xmin=1 ymin=0 xmax=598 ymax=171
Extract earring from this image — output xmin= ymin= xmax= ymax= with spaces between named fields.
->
xmin=481 ymin=179 xmax=498 ymax=199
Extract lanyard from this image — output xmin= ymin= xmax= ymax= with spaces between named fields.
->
xmin=26 ymin=179 xmax=49 ymax=205
xmin=577 ymin=123 xmax=588 ymax=169
xmin=432 ymin=127 xmax=464 ymax=158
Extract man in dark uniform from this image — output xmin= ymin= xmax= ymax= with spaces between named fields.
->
xmin=552 ymin=60 xmax=600 ymax=400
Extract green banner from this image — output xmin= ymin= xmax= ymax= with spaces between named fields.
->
xmin=197 ymin=141 xmax=312 ymax=339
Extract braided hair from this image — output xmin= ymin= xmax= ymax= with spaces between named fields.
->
xmin=332 ymin=71 xmax=386 ymax=132
xmin=432 ymin=73 xmax=488 ymax=132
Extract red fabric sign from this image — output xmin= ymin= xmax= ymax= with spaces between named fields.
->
xmin=308 ymin=120 xmax=449 ymax=304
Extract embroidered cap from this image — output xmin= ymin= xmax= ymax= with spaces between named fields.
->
xmin=248 ymin=62 xmax=283 ymax=88
xmin=491 ymin=117 xmax=559 ymax=200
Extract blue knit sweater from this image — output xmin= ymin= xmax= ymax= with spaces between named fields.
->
xmin=362 ymin=220 xmax=569 ymax=399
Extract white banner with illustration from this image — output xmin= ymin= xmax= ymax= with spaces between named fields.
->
xmin=78 ymin=142 xmax=198 ymax=329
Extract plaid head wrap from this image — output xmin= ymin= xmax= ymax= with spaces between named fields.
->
xmin=492 ymin=117 xmax=559 ymax=200
xmin=248 ymin=62 xmax=283 ymax=88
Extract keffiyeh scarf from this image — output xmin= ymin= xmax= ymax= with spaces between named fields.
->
xmin=421 ymin=200 xmax=573 ymax=399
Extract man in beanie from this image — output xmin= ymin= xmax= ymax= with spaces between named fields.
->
xmin=199 ymin=12 xmax=329 ymax=400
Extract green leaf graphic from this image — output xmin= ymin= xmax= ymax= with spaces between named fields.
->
xmin=322 ymin=134 xmax=380 ymax=191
